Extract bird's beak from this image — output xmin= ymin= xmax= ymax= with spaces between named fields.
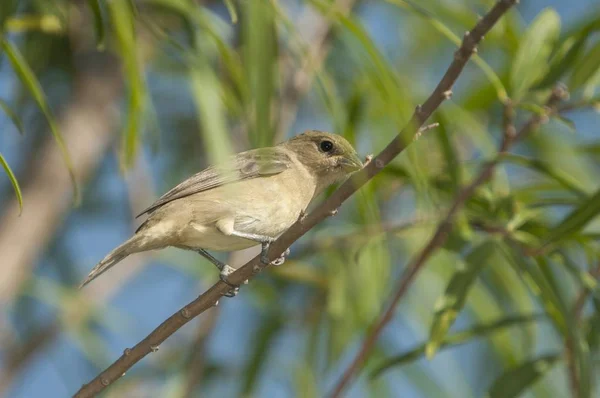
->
xmin=339 ymin=153 xmax=363 ymax=172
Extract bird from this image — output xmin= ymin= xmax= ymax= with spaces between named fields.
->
xmin=79 ymin=130 xmax=363 ymax=295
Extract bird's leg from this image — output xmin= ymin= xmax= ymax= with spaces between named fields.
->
xmin=196 ymin=249 xmax=239 ymax=297
xmin=196 ymin=249 xmax=227 ymax=272
xmin=225 ymin=231 xmax=276 ymax=265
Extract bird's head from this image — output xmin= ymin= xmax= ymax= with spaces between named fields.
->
xmin=283 ymin=130 xmax=363 ymax=189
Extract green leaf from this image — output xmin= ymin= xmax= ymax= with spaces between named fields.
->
xmin=570 ymin=40 xmax=600 ymax=95
xmin=371 ymin=314 xmax=545 ymax=378
xmin=555 ymin=252 xmax=599 ymax=299
xmin=107 ymin=0 xmax=146 ymax=169
xmin=294 ymin=363 xmax=318 ymax=398
xmin=486 ymin=355 xmax=560 ymax=398
xmin=499 ymin=154 xmax=588 ymax=199
xmin=504 ymin=251 xmax=568 ymax=333
xmin=2 ymin=39 xmax=79 ymax=203
xmin=510 ymin=9 xmax=561 ymax=100
xmin=426 ymin=241 xmax=499 ymax=358
xmin=0 ymin=152 xmax=22 ymax=213
xmin=87 ymin=0 xmax=106 ymax=49
xmin=244 ymin=0 xmax=276 ymax=147
xmin=553 ymin=114 xmax=576 ymax=132
xmin=543 ymin=186 xmax=600 ymax=247
xmin=0 ymin=99 xmax=24 ymax=134
xmin=587 ymin=299 xmax=600 ymax=350
xmin=535 ymin=24 xmax=594 ymax=89
xmin=223 ymin=0 xmax=238 ymax=24
xmin=189 ymin=57 xmax=233 ymax=165
xmin=0 ymin=0 xmax=19 ymax=31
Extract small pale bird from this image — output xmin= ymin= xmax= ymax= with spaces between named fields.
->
xmin=79 ymin=130 xmax=362 ymax=294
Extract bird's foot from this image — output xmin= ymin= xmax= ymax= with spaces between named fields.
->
xmin=260 ymin=239 xmax=277 ymax=265
xmin=270 ymin=248 xmax=290 ymax=266
xmin=219 ymin=264 xmax=247 ymax=297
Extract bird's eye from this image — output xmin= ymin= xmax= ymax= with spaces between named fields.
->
xmin=320 ymin=140 xmax=334 ymax=153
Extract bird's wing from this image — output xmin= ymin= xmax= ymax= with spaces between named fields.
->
xmin=136 ymin=147 xmax=291 ymax=217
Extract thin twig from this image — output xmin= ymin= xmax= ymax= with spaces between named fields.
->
xmin=327 ymin=64 xmax=568 ymax=398
xmin=566 ymin=262 xmax=600 ymax=398
xmin=573 ymin=263 xmax=600 ymax=321
xmin=74 ymin=1 xmax=518 ymax=396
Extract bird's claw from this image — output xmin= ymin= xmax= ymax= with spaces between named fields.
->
xmin=270 ymin=248 xmax=290 ymax=266
xmin=219 ymin=264 xmax=244 ymax=298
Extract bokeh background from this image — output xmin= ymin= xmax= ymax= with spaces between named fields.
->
xmin=1 ymin=0 xmax=599 ymax=397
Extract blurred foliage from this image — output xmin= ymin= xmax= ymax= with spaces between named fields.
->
xmin=1 ymin=0 xmax=600 ymax=397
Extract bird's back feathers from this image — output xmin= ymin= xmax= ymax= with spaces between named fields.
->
xmin=135 ymin=148 xmax=292 ymax=218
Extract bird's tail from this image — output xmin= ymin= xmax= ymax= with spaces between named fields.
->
xmin=79 ymin=234 xmax=146 ymax=289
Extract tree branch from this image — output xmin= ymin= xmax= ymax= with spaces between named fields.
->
xmin=327 ymin=81 xmax=567 ymax=398
xmin=181 ymin=306 xmax=221 ymax=398
xmin=74 ymin=1 xmax=519 ymax=396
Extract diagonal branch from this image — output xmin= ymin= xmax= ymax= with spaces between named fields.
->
xmin=327 ymin=84 xmax=568 ymax=397
xmin=74 ymin=1 xmax=518 ymax=396
xmin=181 ymin=306 xmax=221 ymax=398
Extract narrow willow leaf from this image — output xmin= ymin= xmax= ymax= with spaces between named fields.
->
xmin=107 ymin=0 xmax=146 ymax=169
xmin=371 ymin=314 xmax=544 ymax=378
xmin=223 ymin=0 xmax=238 ymax=23
xmin=436 ymin=116 xmax=471 ymax=239
xmin=556 ymin=252 xmax=599 ymax=298
xmin=244 ymin=0 xmax=276 ymax=147
xmin=2 ymin=39 xmax=79 ymax=203
xmin=570 ymin=40 xmax=600 ymax=94
xmin=506 ymin=252 xmax=590 ymax=396
xmin=294 ymin=363 xmax=318 ymax=398
xmin=510 ymin=9 xmax=561 ymax=100
xmin=0 ymin=99 xmax=24 ymax=134
xmin=426 ymin=241 xmax=498 ymax=358
xmin=587 ymin=300 xmax=600 ymax=350
xmin=189 ymin=60 xmax=233 ymax=164
xmin=5 ymin=15 xmax=63 ymax=34
xmin=576 ymin=335 xmax=592 ymax=398
xmin=553 ymin=115 xmax=576 ymax=132
xmin=499 ymin=154 xmax=588 ymax=198
xmin=0 ymin=0 xmax=19 ymax=30
xmin=543 ymin=186 xmax=600 ymax=247
xmin=87 ymin=0 xmax=105 ymax=49
xmin=486 ymin=355 xmax=560 ymax=398
xmin=0 ymin=152 xmax=23 ymax=213
xmin=535 ymin=24 xmax=594 ymax=89
xmin=310 ymin=0 xmax=410 ymax=128
xmin=502 ymin=249 xmax=568 ymax=334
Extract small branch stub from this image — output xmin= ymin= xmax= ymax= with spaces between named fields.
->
xmin=414 ymin=123 xmax=440 ymax=141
